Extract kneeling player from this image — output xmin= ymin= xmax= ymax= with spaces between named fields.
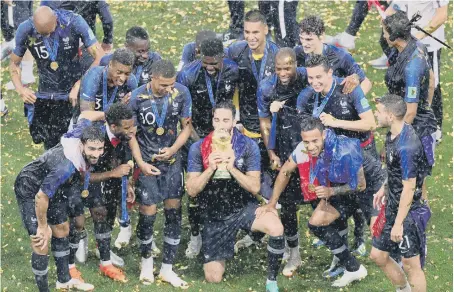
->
xmin=186 ymin=101 xmax=284 ymax=292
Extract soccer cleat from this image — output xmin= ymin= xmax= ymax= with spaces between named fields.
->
xmin=75 ymin=236 xmax=88 ymax=263
xmin=69 ymin=266 xmax=85 ymax=282
xmin=56 ymin=278 xmax=94 ymax=291
xmin=114 ymin=225 xmax=132 ymax=249
xmin=435 ymin=127 xmax=442 ymax=144
xmin=0 ymin=106 xmax=8 ymax=118
xmin=266 ymin=281 xmax=279 ymax=292
xmin=322 ymin=256 xmax=345 ymax=279
xmin=333 ymin=32 xmax=356 ymax=51
xmin=282 ymin=249 xmax=302 ymax=277
xmin=185 ymin=234 xmax=202 ymax=259
xmin=139 ymin=257 xmax=154 ymax=285
xmin=282 ymin=245 xmax=290 ymax=261
xmin=368 ymin=54 xmax=389 ymax=69
xmin=312 ymin=238 xmax=325 ymax=248
xmin=99 ymin=264 xmax=127 ymax=283
xmin=234 ymin=234 xmax=255 ymax=253
xmin=151 ymin=240 xmax=161 ymax=257
xmin=331 ymin=264 xmax=367 ymax=287
xmin=159 ymin=270 xmax=189 ymax=289
xmin=352 ymin=242 xmax=367 ymax=257
xmin=0 ymin=39 xmax=15 ymax=61
xmin=95 ymin=249 xmax=125 ymax=268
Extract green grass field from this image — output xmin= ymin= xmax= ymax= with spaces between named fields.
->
xmin=1 ymin=1 xmax=452 ymax=291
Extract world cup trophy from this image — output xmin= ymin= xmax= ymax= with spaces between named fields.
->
xmin=212 ymin=128 xmax=232 ymax=179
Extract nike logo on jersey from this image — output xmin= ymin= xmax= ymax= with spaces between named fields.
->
xmin=283 ymin=125 xmax=292 ymax=129
xmin=197 ymin=89 xmax=207 ymax=93
xmin=142 ymin=105 xmax=152 ymax=111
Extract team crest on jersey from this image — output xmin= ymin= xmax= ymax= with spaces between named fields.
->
xmin=265 ymin=70 xmax=271 ymax=77
xmin=172 ymin=101 xmax=179 ymax=115
xmin=225 ymin=83 xmax=231 ymax=91
xmin=142 ymin=72 xmax=149 ymax=80
xmin=28 ymin=37 xmax=36 ymax=46
xmin=340 ymin=100 xmax=349 ymax=114
xmin=171 ymin=88 xmax=179 ymax=101
xmin=237 ymin=158 xmax=244 ymax=168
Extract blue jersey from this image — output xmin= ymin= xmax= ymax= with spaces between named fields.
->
xmin=129 ymin=83 xmax=192 ymax=162
xmin=294 ymin=44 xmax=366 ymax=82
xmin=80 ymin=66 xmax=138 ymax=111
xmin=385 ymin=123 xmax=427 ymax=224
xmin=177 ymin=58 xmax=239 ymax=137
xmin=257 ymin=67 xmax=308 ymax=159
xmin=100 ymin=51 xmax=161 ymax=87
xmin=385 ymin=39 xmax=437 ymax=138
xmin=13 ymin=9 xmax=97 ymax=96
xmin=297 ymin=76 xmax=372 ymax=143
xmin=227 ymin=40 xmax=279 ymax=133
xmin=177 ymin=41 xmax=229 ymax=71
xmin=187 ymin=129 xmax=260 ymax=220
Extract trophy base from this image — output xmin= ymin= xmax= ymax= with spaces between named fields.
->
xmin=213 ymin=169 xmax=231 ymax=180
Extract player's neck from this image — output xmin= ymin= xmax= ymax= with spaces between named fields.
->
xmin=314 ymin=43 xmax=323 ymax=55
xmin=321 ymin=77 xmax=333 ymax=96
xmin=107 ymin=76 xmax=115 ymax=87
xmin=252 ymin=41 xmax=266 ymax=55
xmin=390 ymin=120 xmax=405 ymax=139
xmin=395 ymin=40 xmax=408 ymax=53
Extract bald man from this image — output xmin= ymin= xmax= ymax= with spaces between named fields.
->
xmin=257 ymin=48 xmax=309 ymax=276
xmin=10 ymin=6 xmax=104 ymax=150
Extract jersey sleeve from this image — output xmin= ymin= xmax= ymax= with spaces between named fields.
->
xmin=176 ymin=70 xmax=189 ymax=87
xmin=12 ymin=21 xmax=32 ymax=57
xmin=79 ymin=67 xmax=102 ymax=102
xmin=40 ymin=161 xmax=76 ymax=198
xmin=72 ymin=14 xmax=97 ymax=48
xmin=127 ymin=75 xmax=139 ymax=91
xmin=244 ymin=139 xmax=261 ymax=172
xmin=128 ymin=87 xmax=141 ymax=124
xmin=296 ymin=88 xmax=313 ymax=117
xmin=178 ymin=43 xmax=194 ymax=71
xmin=351 ymin=86 xmax=371 ymax=114
xmin=187 ymin=141 xmax=203 ymax=172
xmin=257 ymin=80 xmax=272 ymax=118
xmin=398 ymin=142 xmax=420 ymax=180
xmin=340 ymin=52 xmax=366 ymax=82
xmin=99 ymin=54 xmax=111 ymax=66
xmin=96 ymin=0 xmax=114 ymax=44
xmin=179 ymin=86 xmax=192 ymax=119
xmin=404 ymin=55 xmax=425 ymax=103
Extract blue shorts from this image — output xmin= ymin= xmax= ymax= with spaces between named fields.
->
xmin=202 ymin=202 xmax=259 ymax=263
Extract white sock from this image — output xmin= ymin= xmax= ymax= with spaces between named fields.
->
xmin=101 ymin=260 xmax=112 ymax=266
xmin=160 ymin=263 xmax=172 ymax=274
xmin=266 ymin=279 xmax=277 ymax=285
xmin=290 ymin=246 xmax=299 ymax=257
xmin=69 ymin=263 xmax=76 ymax=269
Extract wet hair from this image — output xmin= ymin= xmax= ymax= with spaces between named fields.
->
xmin=195 ymin=30 xmax=217 ymax=48
xmin=275 ymin=47 xmax=296 ymax=64
xmin=125 ymin=26 xmax=149 ymax=44
xmin=378 ymin=93 xmax=407 ymax=119
xmin=299 ymin=15 xmax=325 ymax=37
xmin=244 ymin=9 xmax=267 ymax=25
xmin=383 ymin=10 xmax=411 ymax=42
xmin=105 ymin=102 xmax=134 ymax=126
xmin=300 ymin=117 xmax=325 ymax=134
xmin=81 ymin=126 xmax=105 ymax=144
xmin=212 ymin=100 xmax=236 ymax=118
xmin=150 ymin=59 xmax=176 ymax=78
xmin=200 ymin=38 xmax=224 ymax=57
xmin=111 ymin=47 xmax=135 ymax=66
xmin=305 ymin=54 xmax=330 ymax=72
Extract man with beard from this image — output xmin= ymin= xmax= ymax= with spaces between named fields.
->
xmin=257 ymin=47 xmax=308 ymax=276
xmin=177 ymin=37 xmax=239 ymax=258
xmin=101 ymin=26 xmax=162 ymax=87
xmin=14 ymin=111 xmax=105 ymax=291
xmin=128 ymin=59 xmax=192 ymax=288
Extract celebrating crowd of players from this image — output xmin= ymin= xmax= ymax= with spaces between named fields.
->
xmin=3 ymin=1 xmax=447 ymax=291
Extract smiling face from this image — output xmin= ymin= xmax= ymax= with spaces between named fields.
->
xmin=306 ymin=65 xmax=333 ymax=93
xmin=151 ymin=75 xmax=176 ymax=97
xmin=202 ymin=55 xmax=223 ymax=76
xmin=244 ymin=21 xmax=268 ymax=52
xmin=275 ymin=57 xmax=296 ymax=86
xmin=300 ymin=32 xmax=323 ymax=54
xmin=109 ymin=119 xmax=135 ymax=141
xmin=126 ymin=38 xmax=150 ymax=64
xmin=301 ymin=128 xmax=325 ymax=157
xmin=108 ymin=61 xmax=133 ymax=87
xmin=82 ymin=140 xmax=105 ymax=165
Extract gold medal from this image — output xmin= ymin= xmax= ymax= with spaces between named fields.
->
xmin=308 ymin=184 xmax=316 ymax=192
xmin=50 ymin=61 xmax=59 ymax=71
xmin=81 ymin=190 xmax=89 ymax=198
xmin=156 ymin=127 xmax=165 ymax=135
xmin=127 ymin=160 xmax=134 ymax=168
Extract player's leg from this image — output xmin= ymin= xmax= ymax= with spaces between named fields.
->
xmin=0 ymin=2 xmax=15 ymax=61
xmin=272 ymin=0 xmax=299 ymax=47
xmin=402 ymin=255 xmax=426 ymax=292
xmin=203 ymin=261 xmax=226 ymax=283
xmin=225 ymin=0 xmax=245 ymax=41
xmin=428 ymin=49 xmax=443 ymax=143
xmin=370 ymin=247 xmax=409 ymax=290
xmin=186 ymin=196 xmax=202 ymax=258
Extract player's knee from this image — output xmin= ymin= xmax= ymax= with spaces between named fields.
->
xmin=52 ymin=222 xmax=69 ymax=237
xmin=369 ymin=249 xmax=387 ymax=267
xmin=73 ymin=215 xmax=85 ymax=231
xmin=164 ymin=199 xmax=181 ymax=209
xmin=90 ymin=206 xmax=108 ymax=222
xmin=402 ymin=257 xmax=422 ymax=275
xmin=139 ymin=204 xmax=157 ymax=215
xmin=267 ymin=221 xmax=284 ymax=237
xmin=205 ymin=271 xmax=223 ymax=283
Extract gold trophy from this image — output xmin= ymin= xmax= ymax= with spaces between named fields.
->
xmin=212 ymin=129 xmax=232 ymax=180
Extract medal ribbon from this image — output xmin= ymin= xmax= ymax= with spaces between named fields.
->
xmin=120 ymin=176 xmax=130 ymax=225
xmin=43 ymin=29 xmax=59 ymax=62
xmin=249 ymin=41 xmax=269 ymax=83
xmin=148 ymin=87 xmax=169 ymax=129
xmin=83 ymin=169 xmax=91 ymax=191
xmin=312 ymin=78 xmax=337 ymax=118
xmin=134 ymin=65 xmax=143 ymax=81
xmin=204 ymin=69 xmax=222 ymax=108
xmin=102 ymin=68 xmax=119 ymax=111
xmin=309 ymin=155 xmax=321 ymax=185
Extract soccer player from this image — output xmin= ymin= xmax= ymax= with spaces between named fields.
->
xmin=227 ymin=9 xmax=279 ymax=140
xmin=10 ymin=6 xmax=104 ymax=150
xmin=297 ymin=54 xmax=386 ymax=276
xmin=257 ymin=48 xmax=308 ymax=276
xmin=295 ymin=15 xmax=372 ymax=95
xmin=101 ymin=26 xmax=162 ymax=87
xmin=177 ymin=37 xmax=239 ymax=257
xmin=186 ymin=101 xmax=285 ymax=292
xmin=371 ymin=94 xmax=431 ymax=292
xmin=14 ymin=110 xmax=105 ymax=291
xmin=129 ymin=59 xmax=192 ymax=288
xmin=80 ymin=47 xmax=138 ymax=112
xmin=257 ymin=117 xmax=368 ymax=287
xmin=177 ymin=30 xmax=218 ymax=71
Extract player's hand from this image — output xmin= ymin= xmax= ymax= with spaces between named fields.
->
xmin=255 ymin=204 xmax=277 ymax=218
xmin=18 ymin=87 xmax=37 ymax=104
xmin=127 ymin=184 xmax=135 ymax=203
xmin=154 ymin=147 xmax=175 ymax=161
xmin=315 ymin=186 xmax=334 ymax=199
xmin=224 ymin=149 xmax=236 ymax=171
xmin=270 ymin=100 xmax=286 ymax=113
xmin=319 ymin=112 xmax=339 ymax=128
xmin=373 ymin=185 xmax=386 ymax=210
xmin=111 ymin=164 xmax=132 ymax=178
xmin=269 ymin=152 xmax=281 ymax=171
xmin=121 ymin=92 xmax=132 ymax=105
xmin=31 ymin=225 xmax=52 ymax=251
xmin=390 ymin=223 xmax=403 ymax=243
xmin=341 ymin=74 xmax=360 ymax=94
xmin=138 ymin=161 xmax=161 ymax=176
xmin=208 ymin=152 xmax=223 ymax=171
xmin=101 ymin=42 xmax=113 ymax=53
xmin=69 ymin=86 xmax=78 ymax=107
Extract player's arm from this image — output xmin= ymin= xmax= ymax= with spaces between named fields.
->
xmin=403 ymin=58 xmax=425 ymax=124
xmin=78 ymin=110 xmax=105 ymax=121
xmin=79 ymin=68 xmax=100 ymax=111
xmin=97 ymin=0 xmax=114 ymax=52
xmin=391 ymin=177 xmax=416 ymax=242
xmin=186 ymin=147 xmax=221 ymax=197
xmin=186 ymin=168 xmax=216 ymax=197
xmin=340 ymin=54 xmax=372 ymax=95
xmin=35 ymin=190 xmax=50 ymax=229
xmin=316 ymin=167 xmax=366 ymax=199
xmin=90 ymin=165 xmax=132 ymax=182
xmin=427 ymin=69 xmax=435 ymax=106
xmin=414 ymin=4 xmax=448 ymax=40
xmin=128 ymin=135 xmax=161 ymax=176
xmin=268 ymin=156 xmax=297 ymax=207
xmin=230 ymin=169 xmax=260 ymax=195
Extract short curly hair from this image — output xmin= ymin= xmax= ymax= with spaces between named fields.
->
xmin=299 ymin=15 xmax=325 ymax=37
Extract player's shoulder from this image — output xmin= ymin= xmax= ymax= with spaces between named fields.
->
xmin=130 ymin=84 xmax=148 ymax=101
xmin=325 ymin=43 xmax=350 ymax=58
xmin=189 ymin=139 xmax=203 ymax=153
xmin=259 ymin=74 xmax=278 ymax=96
xmin=227 ymin=40 xmax=249 ymax=58
xmin=268 ymin=41 xmax=279 ymax=53
xmin=85 ymin=66 xmax=105 ymax=78
xmin=399 ymin=124 xmax=421 ymax=148
xmin=148 ymin=51 xmax=162 ymax=61
xmin=223 ymin=58 xmax=239 ymax=70
xmin=293 ymin=142 xmax=309 ymax=163
xmin=172 ymin=82 xmax=191 ymax=100
xmin=294 ymin=45 xmax=304 ymax=55
xmin=298 ymin=85 xmax=316 ymax=101
xmin=100 ymin=53 xmax=112 ymax=66
xmin=183 ymin=41 xmax=196 ymax=52
xmin=55 ymin=9 xmax=80 ymax=26
xmin=16 ymin=18 xmax=34 ymax=36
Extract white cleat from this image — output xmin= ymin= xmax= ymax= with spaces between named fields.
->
xmin=159 ymin=270 xmax=189 ymax=290
xmin=332 ymin=264 xmax=368 ymax=287
xmin=282 ymin=249 xmax=302 ymax=277
xmin=333 ymin=32 xmax=356 ymax=51
xmin=139 ymin=257 xmax=154 ymax=285
xmin=95 ymin=249 xmax=125 ymax=268
xmin=56 ymin=278 xmax=94 ymax=291
xmin=368 ymin=54 xmax=388 ymax=69
xmin=234 ymin=234 xmax=255 ymax=253
xmin=75 ymin=236 xmax=88 ymax=263
xmin=185 ymin=234 xmax=202 ymax=259
xmin=114 ymin=225 xmax=132 ymax=249
xmin=435 ymin=128 xmax=442 ymax=144
xmin=0 ymin=39 xmax=15 ymax=61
